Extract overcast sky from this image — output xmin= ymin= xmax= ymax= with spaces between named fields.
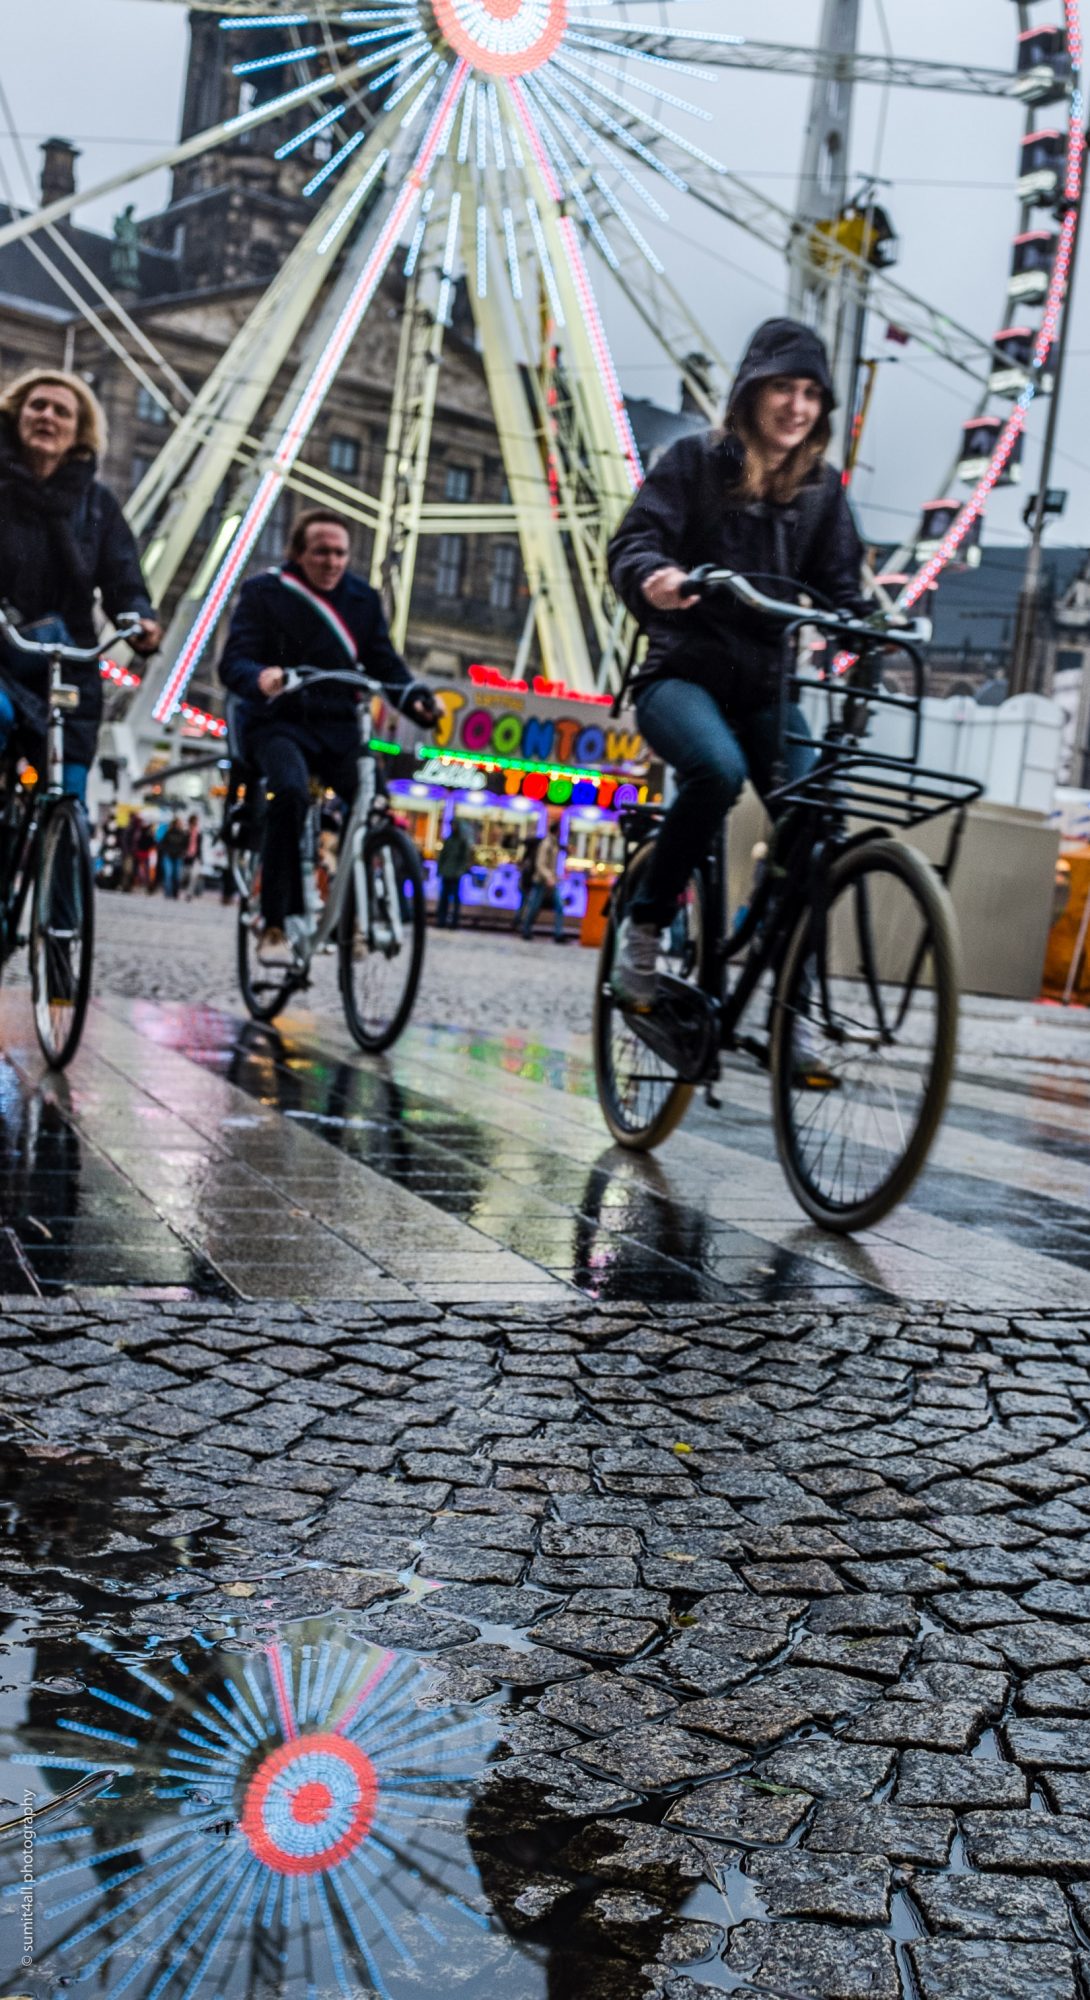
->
xmin=2 ymin=0 xmax=1088 ymax=556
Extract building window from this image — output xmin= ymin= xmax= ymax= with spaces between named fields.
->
xmin=328 ymin=434 xmax=360 ymax=477
xmin=130 ymin=453 xmax=152 ymax=495
xmin=435 ymin=535 xmax=465 ymax=598
xmin=444 ymin=464 xmax=473 ymax=503
xmin=490 ymin=542 xmax=519 ymax=611
xmin=136 ymin=385 xmax=167 ymax=425
xmin=255 ymin=489 xmax=291 ymax=567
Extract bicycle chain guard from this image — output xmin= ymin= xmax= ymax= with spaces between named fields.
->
xmin=621 ymin=973 xmax=718 ymax=1084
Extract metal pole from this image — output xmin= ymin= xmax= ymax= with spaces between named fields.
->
xmin=1009 ymin=152 xmax=1087 ymax=697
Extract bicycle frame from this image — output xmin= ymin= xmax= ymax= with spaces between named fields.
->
xmin=254 ymin=733 xmax=403 ymax=980
xmin=0 ymin=644 xmax=85 ymax=956
xmin=617 ymin=610 xmax=981 ymax=1080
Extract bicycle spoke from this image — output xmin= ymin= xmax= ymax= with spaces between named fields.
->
xmin=775 ymin=844 xmax=957 ymax=1228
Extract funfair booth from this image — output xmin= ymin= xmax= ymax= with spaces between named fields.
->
xmin=373 ymin=667 xmax=664 ymax=929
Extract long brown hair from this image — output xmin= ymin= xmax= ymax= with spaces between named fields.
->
xmin=725 ymin=386 xmax=830 ymax=506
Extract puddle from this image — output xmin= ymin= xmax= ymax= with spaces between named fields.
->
xmin=0 ymin=1612 xmax=735 ymax=1999
xmin=0 ymin=1616 xmax=528 ymax=1999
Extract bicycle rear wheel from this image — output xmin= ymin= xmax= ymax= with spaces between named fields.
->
xmin=770 ymin=837 xmax=960 ymax=1232
xmin=339 ymin=823 xmax=426 ymax=1052
xmin=593 ymin=840 xmax=705 ymax=1151
xmin=30 ymin=797 xmax=93 ymax=1068
xmin=236 ymin=854 xmax=297 ymax=1023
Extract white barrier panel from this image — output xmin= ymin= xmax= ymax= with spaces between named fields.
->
xmin=1051 ymin=786 xmax=1090 ymax=843
xmin=800 ymin=688 xmax=1066 ymax=815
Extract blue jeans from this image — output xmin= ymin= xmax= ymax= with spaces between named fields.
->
xmin=521 ymin=879 xmax=565 ymax=940
xmin=159 ymin=853 xmax=182 ymax=899
xmin=437 ymin=877 xmax=464 ymax=927
xmin=0 ymin=623 xmax=90 ymax=805
xmin=632 ymin=678 xmax=814 ymax=927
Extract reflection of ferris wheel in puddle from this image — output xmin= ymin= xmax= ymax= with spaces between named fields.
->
xmin=16 ymin=1622 xmax=500 ymax=1998
xmin=2 ymin=1 xmax=1082 ymax=738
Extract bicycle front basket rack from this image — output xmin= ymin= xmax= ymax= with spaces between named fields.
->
xmin=770 ymin=746 xmax=984 ymax=832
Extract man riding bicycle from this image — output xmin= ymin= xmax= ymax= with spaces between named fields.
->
xmin=607 ymin=318 xmax=868 ymax=1015
xmin=219 ymin=508 xmax=438 ymax=959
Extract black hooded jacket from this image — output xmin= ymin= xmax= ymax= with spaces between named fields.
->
xmin=0 ymin=418 xmax=154 ymax=764
xmin=608 ymin=319 xmax=867 ymax=713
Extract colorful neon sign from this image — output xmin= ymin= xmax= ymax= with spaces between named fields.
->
xmin=433 ymin=686 xmax=646 ymax=771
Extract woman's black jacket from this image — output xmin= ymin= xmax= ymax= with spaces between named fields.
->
xmin=0 ymin=421 xmax=154 ymax=766
xmin=608 ymin=430 xmax=867 ymax=714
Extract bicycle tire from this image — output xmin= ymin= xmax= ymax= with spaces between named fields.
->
xmin=770 ymin=837 xmax=960 ymax=1233
xmin=592 ymin=840 xmax=704 ymax=1151
xmin=30 ymin=797 xmax=94 ymax=1069
xmin=236 ymin=855 xmax=297 ymax=1023
xmin=339 ymin=822 xmax=426 ymax=1053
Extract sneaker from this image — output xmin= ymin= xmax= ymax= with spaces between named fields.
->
xmin=611 ymin=915 xmax=659 ymax=1012
xmin=791 ymin=1008 xmax=840 ymax=1090
xmin=258 ymin=924 xmax=288 ymax=963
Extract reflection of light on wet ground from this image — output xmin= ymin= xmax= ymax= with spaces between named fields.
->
xmin=0 ymin=1618 xmax=524 ymax=2000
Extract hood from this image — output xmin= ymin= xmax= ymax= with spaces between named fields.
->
xmin=727 ymin=318 xmax=836 ymax=416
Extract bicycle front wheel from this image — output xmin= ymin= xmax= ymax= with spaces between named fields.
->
xmin=593 ymin=840 xmax=705 ymax=1151
xmin=236 ymin=854 xmax=297 ymax=1023
xmin=339 ymin=824 xmax=426 ymax=1052
xmin=30 ymin=797 xmax=94 ymax=1068
xmin=770 ymin=837 xmax=960 ymax=1233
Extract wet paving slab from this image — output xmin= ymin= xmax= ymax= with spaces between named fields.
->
xmin=0 ymin=982 xmax=1087 ymax=1308
xmin=5 ymin=1296 xmax=1090 ymax=1995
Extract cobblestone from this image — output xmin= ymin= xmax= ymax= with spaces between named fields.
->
xmin=8 ymin=1294 xmax=1090 ymax=1992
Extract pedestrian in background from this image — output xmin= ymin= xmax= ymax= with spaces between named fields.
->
xmin=133 ymin=816 xmax=157 ymax=892
xmin=520 ymin=821 xmax=568 ymax=943
xmin=182 ymin=812 xmax=204 ymax=899
xmin=159 ymin=813 xmax=187 ymax=900
xmin=513 ymin=833 xmax=540 ymax=931
xmin=436 ymin=813 xmax=475 ymax=929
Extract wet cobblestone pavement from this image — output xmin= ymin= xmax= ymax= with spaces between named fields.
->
xmin=0 ymin=905 xmax=1088 ymax=1994
xmin=4 ymin=1296 xmax=1090 ymax=1997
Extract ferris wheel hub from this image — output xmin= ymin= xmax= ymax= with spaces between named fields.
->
xmin=431 ymin=0 xmax=568 ymax=77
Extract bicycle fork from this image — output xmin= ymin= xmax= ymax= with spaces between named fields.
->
xmin=348 ymin=764 xmax=404 ymax=953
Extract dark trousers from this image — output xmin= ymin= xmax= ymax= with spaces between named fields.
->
xmin=632 ymin=678 xmax=814 ymax=927
xmin=437 ymin=877 xmax=462 ymax=928
xmin=521 ymin=879 xmax=564 ymax=940
xmin=247 ymin=723 xmax=358 ymax=928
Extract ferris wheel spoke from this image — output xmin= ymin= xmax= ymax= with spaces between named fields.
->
xmin=0 ymin=72 xmax=339 ymax=253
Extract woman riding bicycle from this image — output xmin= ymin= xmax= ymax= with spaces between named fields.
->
xmin=607 ymin=317 xmax=867 ymax=1012
xmin=0 ymin=369 xmax=161 ymax=804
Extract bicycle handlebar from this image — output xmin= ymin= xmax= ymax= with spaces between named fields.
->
xmin=681 ymin=566 xmax=931 ymax=649
xmin=270 ymin=665 xmax=398 ymax=702
xmin=0 ymin=603 xmax=146 ymax=665
xmin=269 ymin=666 xmax=439 ymax=727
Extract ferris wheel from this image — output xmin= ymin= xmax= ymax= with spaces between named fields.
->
xmin=0 ymin=0 xmax=1083 ymax=743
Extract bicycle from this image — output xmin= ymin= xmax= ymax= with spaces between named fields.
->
xmin=593 ymin=570 xmax=983 ymax=1234
xmin=0 ymin=605 xmax=143 ymax=1068
xmin=229 ymin=665 xmax=427 ymax=1053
